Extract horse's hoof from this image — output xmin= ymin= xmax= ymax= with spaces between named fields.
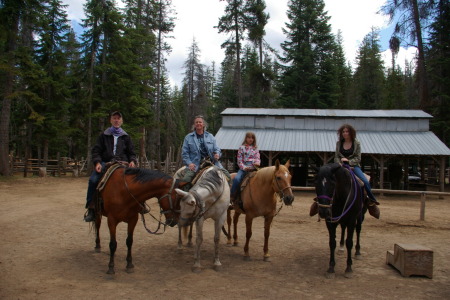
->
xmin=126 ymin=267 xmax=134 ymax=274
xmin=243 ymin=256 xmax=251 ymax=261
xmin=233 ymin=242 xmax=239 ymax=247
xmin=95 ymin=247 xmax=101 ymax=253
xmin=213 ymin=264 xmax=222 ymax=272
xmin=187 ymin=243 xmax=193 ymax=248
xmin=191 ymin=266 xmax=202 ymax=273
xmin=106 ymin=269 xmax=115 ymax=275
xmin=344 ymin=271 xmax=353 ymax=278
xmin=355 ymin=254 xmax=362 ymax=260
xmin=338 ymin=247 xmax=344 ymax=253
xmin=263 ymin=256 xmax=271 ymax=262
xmin=325 ymin=272 xmax=335 ymax=279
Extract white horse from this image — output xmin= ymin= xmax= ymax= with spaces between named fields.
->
xmin=175 ymin=166 xmax=230 ymax=273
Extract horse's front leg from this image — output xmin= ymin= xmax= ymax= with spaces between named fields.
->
xmin=95 ymin=216 xmax=102 ymax=252
xmin=345 ymin=225 xmax=356 ymax=278
xmin=107 ymin=218 xmax=118 ymax=274
xmin=192 ymin=218 xmax=204 ymax=273
xmin=212 ymin=216 xmax=226 ymax=271
xmin=339 ymin=223 xmax=346 ymax=253
xmin=325 ymin=222 xmax=337 ymax=278
xmin=125 ymin=215 xmax=138 ymax=273
xmin=232 ymin=211 xmax=241 ymax=246
xmin=243 ymin=215 xmax=254 ymax=261
xmin=263 ymin=215 xmax=274 ymax=262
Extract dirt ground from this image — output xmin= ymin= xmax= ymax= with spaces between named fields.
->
xmin=0 ymin=176 xmax=449 ymax=300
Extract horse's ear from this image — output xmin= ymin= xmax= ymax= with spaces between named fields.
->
xmin=285 ymin=159 xmax=290 ymax=168
xmin=275 ymin=159 xmax=280 ymax=170
xmin=175 ymin=188 xmax=188 ymax=197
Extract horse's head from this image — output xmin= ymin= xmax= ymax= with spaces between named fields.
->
xmin=315 ymin=163 xmax=341 ymax=221
xmin=174 ymin=188 xmax=200 ymax=227
xmin=159 ymin=180 xmax=191 ymax=228
xmin=273 ymin=160 xmax=294 ymax=205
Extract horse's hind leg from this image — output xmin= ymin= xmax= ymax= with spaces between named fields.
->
xmin=187 ymin=224 xmax=193 ymax=247
xmin=355 ymin=218 xmax=362 ymax=259
xmin=226 ymin=209 xmax=232 ymax=245
xmin=232 ymin=211 xmax=241 ymax=246
xmin=125 ymin=216 xmax=138 ymax=273
xmin=95 ymin=217 xmax=102 ymax=252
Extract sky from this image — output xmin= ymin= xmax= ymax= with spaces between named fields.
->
xmin=62 ymin=0 xmax=416 ymax=88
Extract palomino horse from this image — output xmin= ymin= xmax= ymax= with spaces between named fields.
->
xmin=314 ymin=163 xmax=365 ymax=278
xmin=93 ymin=166 xmax=187 ymax=274
xmin=175 ymin=166 xmax=230 ymax=273
xmin=227 ymin=160 xmax=294 ymax=261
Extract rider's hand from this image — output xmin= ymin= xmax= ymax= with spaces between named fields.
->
xmin=129 ymin=161 xmax=136 ymax=168
xmin=189 ymin=163 xmax=196 ymax=171
xmin=213 ymin=153 xmax=220 ymax=161
xmin=95 ymin=163 xmax=102 ymax=173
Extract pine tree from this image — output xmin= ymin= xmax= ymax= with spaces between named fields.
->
xmin=351 ymin=29 xmax=385 ymax=109
xmin=217 ymin=0 xmax=247 ymax=107
xmin=277 ymin=0 xmax=339 ymax=108
xmin=428 ymin=0 xmax=450 ymax=145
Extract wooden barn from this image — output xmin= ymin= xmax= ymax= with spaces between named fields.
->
xmin=215 ymin=108 xmax=450 ymax=192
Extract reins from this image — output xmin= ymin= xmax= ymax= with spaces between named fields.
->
xmin=122 ymin=170 xmax=179 ymax=235
xmin=316 ymin=165 xmax=362 ymax=223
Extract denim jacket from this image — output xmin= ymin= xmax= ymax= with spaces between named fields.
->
xmin=182 ymin=131 xmax=223 ymax=171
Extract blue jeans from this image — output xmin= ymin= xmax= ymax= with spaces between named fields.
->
xmin=231 ymin=169 xmax=247 ymax=196
xmin=353 ymin=166 xmax=376 ymax=201
xmin=85 ymin=163 xmax=104 ymax=208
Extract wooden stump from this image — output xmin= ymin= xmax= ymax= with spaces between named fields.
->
xmin=386 ymin=243 xmax=433 ymax=278
xmin=39 ymin=167 xmax=47 ymax=177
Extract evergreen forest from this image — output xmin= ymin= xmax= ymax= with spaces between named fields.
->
xmin=1 ymin=0 xmax=449 ymax=176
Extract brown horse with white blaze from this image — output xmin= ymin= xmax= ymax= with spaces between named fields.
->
xmin=92 ymin=166 xmax=187 ymax=274
xmin=227 ymin=160 xmax=294 ymax=261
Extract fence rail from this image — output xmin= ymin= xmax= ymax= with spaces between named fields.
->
xmin=291 ymin=186 xmax=449 ymax=221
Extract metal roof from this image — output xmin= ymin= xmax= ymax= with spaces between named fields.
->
xmin=221 ymin=108 xmax=432 ymax=119
xmin=215 ymin=128 xmax=450 ymax=156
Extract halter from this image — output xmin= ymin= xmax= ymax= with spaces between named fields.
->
xmin=273 ymin=172 xmax=293 ymax=203
xmin=315 ymin=165 xmax=362 ymax=223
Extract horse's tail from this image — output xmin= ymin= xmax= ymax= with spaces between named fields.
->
xmin=221 ymin=225 xmax=231 ymax=239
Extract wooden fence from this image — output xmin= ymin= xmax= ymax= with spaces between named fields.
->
xmin=292 ymin=186 xmax=449 ymax=221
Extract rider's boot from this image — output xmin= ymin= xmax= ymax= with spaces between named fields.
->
xmin=309 ymin=201 xmax=318 ymax=217
xmin=84 ymin=207 xmax=95 ymax=222
xmin=367 ymin=197 xmax=380 ymax=219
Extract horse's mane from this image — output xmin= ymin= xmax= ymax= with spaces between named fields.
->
xmin=256 ymin=165 xmax=289 ymax=182
xmin=124 ymin=168 xmax=172 ymax=183
xmin=190 ymin=167 xmax=224 ymax=201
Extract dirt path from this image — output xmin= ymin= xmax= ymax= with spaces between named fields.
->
xmin=1 ymin=176 xmax=449 ymax=299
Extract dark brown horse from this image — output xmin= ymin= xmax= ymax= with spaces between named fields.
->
xmin=226 ymin=160 xmax=294 ymax=261
xmin=93 ymin=166 xmax=187 ymax=274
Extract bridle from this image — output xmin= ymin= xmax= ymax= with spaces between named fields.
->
xmin=273 ymin=171 xmax=293 ymax=203
xmin=315 ymin=165 xmax=361 ymax=223
xmin=123 ymin=172 xmax=181 ymax=234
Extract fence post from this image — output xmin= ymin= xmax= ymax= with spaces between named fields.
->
xmin=420 ymin=192 xmax=426 ymax=221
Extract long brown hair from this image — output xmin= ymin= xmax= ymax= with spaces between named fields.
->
xmin=241 ymin=131 xmax=258 ymax=148
xmin=337 ymin=124 xmax=356 ymax=142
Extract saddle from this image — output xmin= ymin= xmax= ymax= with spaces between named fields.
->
xmin=97 ymin=162 xmax=127 ymax=193
xmin=234 ymin=171 xmax=257 ymax=211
